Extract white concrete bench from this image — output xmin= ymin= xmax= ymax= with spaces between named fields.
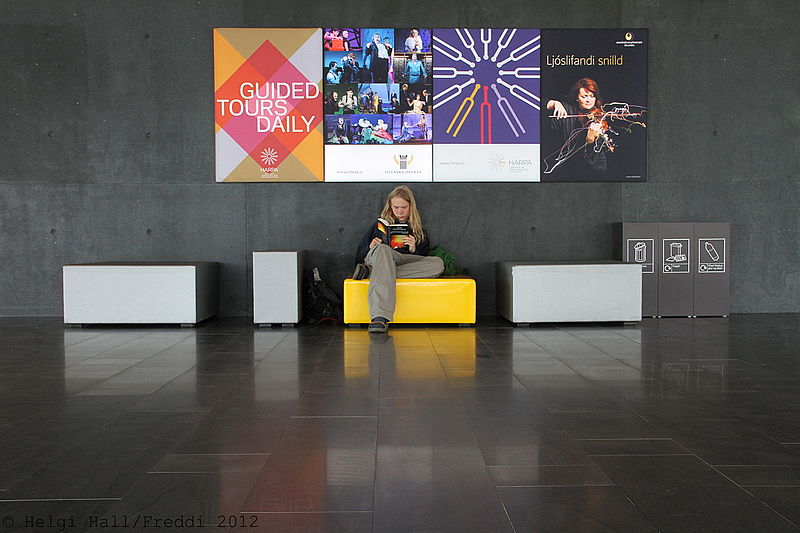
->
xmin=496 ymin=261 xmax=642 ymax=325
xmin=252 ymin=250 xmax=304 ymax=327
xmin=62 ymin=262 xmax=219 ymax=326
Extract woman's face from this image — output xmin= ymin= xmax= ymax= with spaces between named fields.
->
xmin=411 ymin=29 xmax=418 ymax=37
xmin=390 ymin=197 xmax=411 ymax=223
xmin=577 ymin=87 xmax=596 ymax=110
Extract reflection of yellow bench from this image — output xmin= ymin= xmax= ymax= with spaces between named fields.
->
xmin=343 ymin=277 xmax=476 ymax=325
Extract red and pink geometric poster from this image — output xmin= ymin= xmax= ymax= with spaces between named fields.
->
xmin=214 ymin=28 xmax=323 ymax=182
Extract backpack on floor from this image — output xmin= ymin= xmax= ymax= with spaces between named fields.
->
xmin=304 ymin=267 xmax=344 ymax=325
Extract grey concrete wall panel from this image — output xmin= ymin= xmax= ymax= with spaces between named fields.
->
xmin=2 ymin=0 xmax=800 ymax=316
xmin=657 ymin=222 xmax=694 ymax=317
xmin=693 ymin=222 xmax=730 ymax=317
xmin=3 ymin=0 xmax=241 ymax=185
xmin=0 ymin=184 xmax=247 ymax=317
xmin=623 ymin=0 xmax=800 ymax=184
xmin=620 ymin=223 xmax=659 ymax=317
xmin=2 ymin=23 xmax=90 ymax=183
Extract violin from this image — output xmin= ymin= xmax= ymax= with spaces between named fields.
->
xmin=582 ymin=108 xmax=615 ymax=152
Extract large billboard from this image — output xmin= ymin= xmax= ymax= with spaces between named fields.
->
xmin=213 ymin=28 xmax=647 ymax=183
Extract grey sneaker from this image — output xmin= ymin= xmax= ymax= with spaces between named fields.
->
xmin=353 ymin=263 xmax=370 ymax=280
xmin=368 ymin=316 xmax=388 ymax=333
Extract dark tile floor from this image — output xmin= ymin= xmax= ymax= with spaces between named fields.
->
xmin=0 ymin=315 xmax=799 ymax=532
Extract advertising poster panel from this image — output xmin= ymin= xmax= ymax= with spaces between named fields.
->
xmin=213 ymin=28 xmax=647 ymax=183
xmin=432 ymin=28 xmax=541 ymax=182
xmin=214 ymin=28 xmax=324 ymax=182
xmin=323 ymin=28 xmax=434 ymax=182
xmin=539 ymin=29 xmax=648 ymax=182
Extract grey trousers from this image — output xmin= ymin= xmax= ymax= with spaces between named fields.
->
xmin=363 ymin=244 xmax=445 ymax=321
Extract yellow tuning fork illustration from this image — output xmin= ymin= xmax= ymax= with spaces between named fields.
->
xmin=446 ymin=83 xmax=481 ymax=137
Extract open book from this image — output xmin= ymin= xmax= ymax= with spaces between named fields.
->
xmin=377 ymin=218 xmax=412 ymax=249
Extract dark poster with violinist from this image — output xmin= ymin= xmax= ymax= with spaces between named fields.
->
xmin=540 ymin=29 xmax=648 ymax=182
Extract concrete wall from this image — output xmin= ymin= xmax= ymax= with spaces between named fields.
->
xmin=2 ymin=0 xmax=798 ymax=316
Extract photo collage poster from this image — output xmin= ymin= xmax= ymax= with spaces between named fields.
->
xmin=323 ymin=28 xmax=434 ymax=182
xmin=215 ymin=28 xmax=648 ymax=183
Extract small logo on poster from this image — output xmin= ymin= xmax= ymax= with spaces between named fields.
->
xmin=393 ymin=154 xmax=415 ymax=170
xmin=617 ymin=31 xmax=644 ymax=47
xmin=260 ymin=147 xmax=279 ymax=166
xmin=259 ymin=147 xmax=280 ymax=175
xmin=488 ymin=153 xmax=507 ymax=172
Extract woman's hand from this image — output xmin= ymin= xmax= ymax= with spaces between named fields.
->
xmin=586 ymin=121 xmax=602 ymax=142
xmin=402 ymin=236 xmax=416 ymax=253
xmin=369 ymin=237 xmax=382 ymax=249
xmin=548 ymin=100 xmax=567 ymax=119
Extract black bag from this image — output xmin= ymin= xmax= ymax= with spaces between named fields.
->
xmin=304 ymin=267 xmax=343 ymax=325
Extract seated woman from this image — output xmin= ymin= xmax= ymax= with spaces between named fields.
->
xmin=372 ymin=119 xmax=393 ymax=143
xmin=353 ymin=186 xmax=444 ymax=333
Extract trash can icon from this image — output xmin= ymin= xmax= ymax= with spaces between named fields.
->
xmin=634 ymin=242 xmax=646 ymax=263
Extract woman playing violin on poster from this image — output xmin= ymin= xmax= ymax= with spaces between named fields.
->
xmin=546 ymin=77 xmax=609 ymax=177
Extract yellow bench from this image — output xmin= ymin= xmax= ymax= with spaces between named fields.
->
xmin=343 ymin=277 xmax=476 ymax=325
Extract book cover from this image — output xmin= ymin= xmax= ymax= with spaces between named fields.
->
xmin=377 ymin=218 xmax=411 ymax=249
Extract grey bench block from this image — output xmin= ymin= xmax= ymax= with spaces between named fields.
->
xmin=62 ymin=262 xmax=219 ymax=325
xmin=496 ymin=261 xmax=642 ymax=324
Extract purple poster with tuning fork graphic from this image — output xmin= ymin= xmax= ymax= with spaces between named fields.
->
xmin=432 ymin=28 xmax=541 ymax=181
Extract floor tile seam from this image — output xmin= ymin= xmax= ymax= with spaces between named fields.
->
xmin=145 ymin=470 xmax=260 ymax=474
xmin=68 ymin=331 xmax=151 ymax=353
xmin=237 ymin=431 xmax=290 ymax=512
xmin=496 ymin=495 xmax=519 ymax=533
xmin=586 ymin=453 xmax=696 ymax=457
xmin=487 ymin=463 xmax=612 ymax=468
xmin=494 ymin=483 xmax=616 ymax=488
xmin=548 ymin=409 xmax=628 ymax=414
xmin=63 ymin=331 xmax=104 ymax=347
xmin=713 ymin=464 xmax=800 ymax=468
xmin=560 ymin=337 xmax=653 ymax=376
xmin=290 ymin=415 xmax=377 ymax=419
xmin=575 ymin=437 xmax=675 ymax=441
xmin=243 ymin=511 xmax=373 ymax=514
xmin=158 ymin=453 xmax=271 ymax=457
xmin=0 ymin=497 xmax=122 ymax=502
xmin=735 ymin=484 xmax=800 ymax=488
xmin=688 ymin=448 xmax=800 ymax=529
xmin=499 ymin=331 xmax=548 ymax=354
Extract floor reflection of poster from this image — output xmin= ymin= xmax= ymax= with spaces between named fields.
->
xmin=214 ymin=28 xmax=323 ymax=182
xmin=433 ymin=28 xmax=541 ymax=182
xmin=540 ymin=29 xmax=648 ymax=182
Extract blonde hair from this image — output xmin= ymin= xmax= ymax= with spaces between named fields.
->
xmin=380 ymin=186 xmax=425 ymax=241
